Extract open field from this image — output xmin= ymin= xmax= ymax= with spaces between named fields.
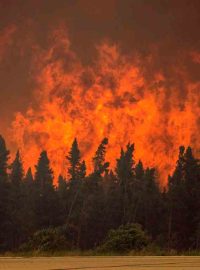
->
xmin=0 ymin=256 xmax=200 ymax=270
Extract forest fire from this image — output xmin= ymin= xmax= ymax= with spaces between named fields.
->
xmin=2 ymin=1 xmax=200 ymax=256
xmin=10 ymin=27 xmax=200 ymax=185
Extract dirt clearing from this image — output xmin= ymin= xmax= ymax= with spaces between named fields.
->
xmin=0 ymin=256 xmax=200 ymax=270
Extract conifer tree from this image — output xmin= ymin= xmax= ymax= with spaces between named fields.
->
xmin=58 ymin=174 xmax=67 ymax=196
xmin=22 ymin=167 xmax=36 ymax=244
xmin=104 ymin=170 xmax=121 ymax=230
xmin=142 ymin=167 xmax=162 ymax=238
xmin=92 ymin=138 xmax=109 ymax=175
xmin=0 ymin=135 xmax=10 ymax=251
xmin=115 ymin=143 xmax=135 ymax=223
xmin=81 ymin=140 xmax=109 ymax=249
xmin=65 ymin=140 xmax=86 ymax=232
xmin=9 ymin=151 xmax=25 ymax=249
xmin=10 ymin=151 xmax=23 ymax=187
xmin=167 ymin=146 xmax=200 ymax=250
xmin=135 ymin=160 xmax=144 ymax=180
xmin=57 ymin=174 xmax=68 ymax=223
xmin=116 ymin=143 xmax=135 ymax=187
xmin=35 ymin=151 xmax=53 ymax=189
xmin=66 ymin=138 xmax=82 ymax=183
xmin=79 ymin=160 xmax=86 ymax=180
xmin=0 ymin=135 xmax=9 ymax=182
xmin=131 ymin=160 xmax=145 ymax=224
xmin=34 ymin=151 xmax=60 ymax=229
xmin=24 ymin=167 xmax=34 ymax=184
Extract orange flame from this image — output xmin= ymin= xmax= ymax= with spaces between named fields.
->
xmin=11 ymin=28 xmax=200 ymax=185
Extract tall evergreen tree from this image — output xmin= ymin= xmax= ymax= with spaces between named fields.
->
xmin=57 ymin=175 xmax=68 ymax=197
xmin=10 ymin=151 xmax=23 ymax=187
xmin=130 ymin=160 xmax=145 ymax=224
xmin=65 ymin=140 xmax=87 ymax=247
xmin=9 ymin=151 xmax=25 ymax=249
xmin=66 ymin=138 xmax=82 ymax=183
xmin=92 ymin=138 xmax=109 ymax=176
xmin=34 ymin=151 xmax=60 ymax=229
xmin=115 ymin=143 xmax=135 ymax=224
xmin=24 ymin=167 xmax=34 ymax=184
xmin=79 ymin=160 xmax=86 ymax=180
xmin=35 ymin=151 xmax=53 ymax=188
xmin=0 ymin=135 xmax=10 ymax=251
xmin=103 ymin=170 xmax=121 ymax=230
xmin=80 ymin=140 xmax=110 ymax=249
xmin=66 ymin=139 xmax=85 ymax=218
xmin=0 ymin=135 xmax=9 ymax=182
xmin=167 ymin=146 xmax=200 ymax=250
xmin=141 ymin=167 xmax=162 ymax=238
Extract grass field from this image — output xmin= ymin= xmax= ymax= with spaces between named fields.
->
xmin=0 ymin=256 xmax=200 ymax=270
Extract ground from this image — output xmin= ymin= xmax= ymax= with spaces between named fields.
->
xmin=0 ymin=256 xmax=200 ymax=270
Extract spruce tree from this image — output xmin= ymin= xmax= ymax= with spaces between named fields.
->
xmin=81 ymin=140 xmax=110 ymax=249
xmin=66 ymin=138 xmax=82 ymax=183
xmin=66 ymin=140 xmax=86 ymax=226
xmin=0 ymin=135 xmax=10 ymax=251
xmin=142 ymin=167 xmax=162 ymax=238
xmin=34 ymin=151 xmax=60 ymax=229
xmin=35 ymin=151 xmax=53 ymax=189
xmin=79 ymin=160 xmax=86 ymax=180
xmin=24 ymin=167 xmax=34 ymax=184
xmin=92 ymin=138 xmax=109 ymax=175
xmin=58 ymin=174 xmax=68 ymax=197
xmin=22 ymin=167 xmax=36 ymax=244
xmin=167 ymin=146 xmax=200 ymax=250
xmin=9 ymin=151 xmax=24 ymax=249
xmin=0 ymin=135 xmax=9 ymax=182
xmin=115 ymin=143 xmax=135 ymax=224
xmin=10 ymin=151 xmax=23 ymax=187
xmin=57 ymin=174 xmax=68 ymax=223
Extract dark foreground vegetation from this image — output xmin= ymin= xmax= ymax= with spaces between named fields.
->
xmin=0 ymin=135 xmax=200 ymax=254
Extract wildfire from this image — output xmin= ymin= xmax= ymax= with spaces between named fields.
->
xmin=11 ymin=27 xmax=200 ymax=185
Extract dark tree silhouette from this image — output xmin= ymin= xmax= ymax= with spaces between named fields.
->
xmin=0 ymin=135 xmax=10 ymax=251
xmin=34 ymin=151 xmax=60 ymax=229
xmin=35 ymin=151 xmax=53 ymax=188
xmin=92 ymin=138 xmax=109 ymax=175
xmin=66 ymin=138 xmax=82 ymax=183
xmin=0 ymin=135 xmax=199 ymax=252
xmin=24 ymin=167 xmax=34 ymax=184
xmin=0 ymin=135 xmax=9 ymax=182
xmin=116 ymin=143 xmax=135 ymax=224
xmin=10 ymin=151 xmax=24 ymax=187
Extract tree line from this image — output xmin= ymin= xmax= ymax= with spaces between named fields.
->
xmin=0 ymin=134 xmax=200 ymax=252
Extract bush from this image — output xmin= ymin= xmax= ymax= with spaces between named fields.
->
xmin=21 ymin=227 xmax=70 ymax=252
xmin=99 ymin=223 xmax=149 ymax=253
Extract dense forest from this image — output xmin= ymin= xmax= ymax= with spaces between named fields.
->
xmin=0 ymin=134 xmax=200 ymax=253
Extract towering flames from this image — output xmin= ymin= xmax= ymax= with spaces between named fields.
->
xmin=11 ymin=28 xmax=200 ymax=185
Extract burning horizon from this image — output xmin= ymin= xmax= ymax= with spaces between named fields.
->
xmin=8 ymin=26 xmax=200 ymax=185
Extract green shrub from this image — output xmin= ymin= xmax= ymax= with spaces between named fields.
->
xmin=99 ymin=223 xmax=149 ymax=253
xmin=21 ymin=227 xmax=70 ymax=252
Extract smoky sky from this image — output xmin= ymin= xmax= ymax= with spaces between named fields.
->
xmin=0 ymin=0 xmax=200 ymax=138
